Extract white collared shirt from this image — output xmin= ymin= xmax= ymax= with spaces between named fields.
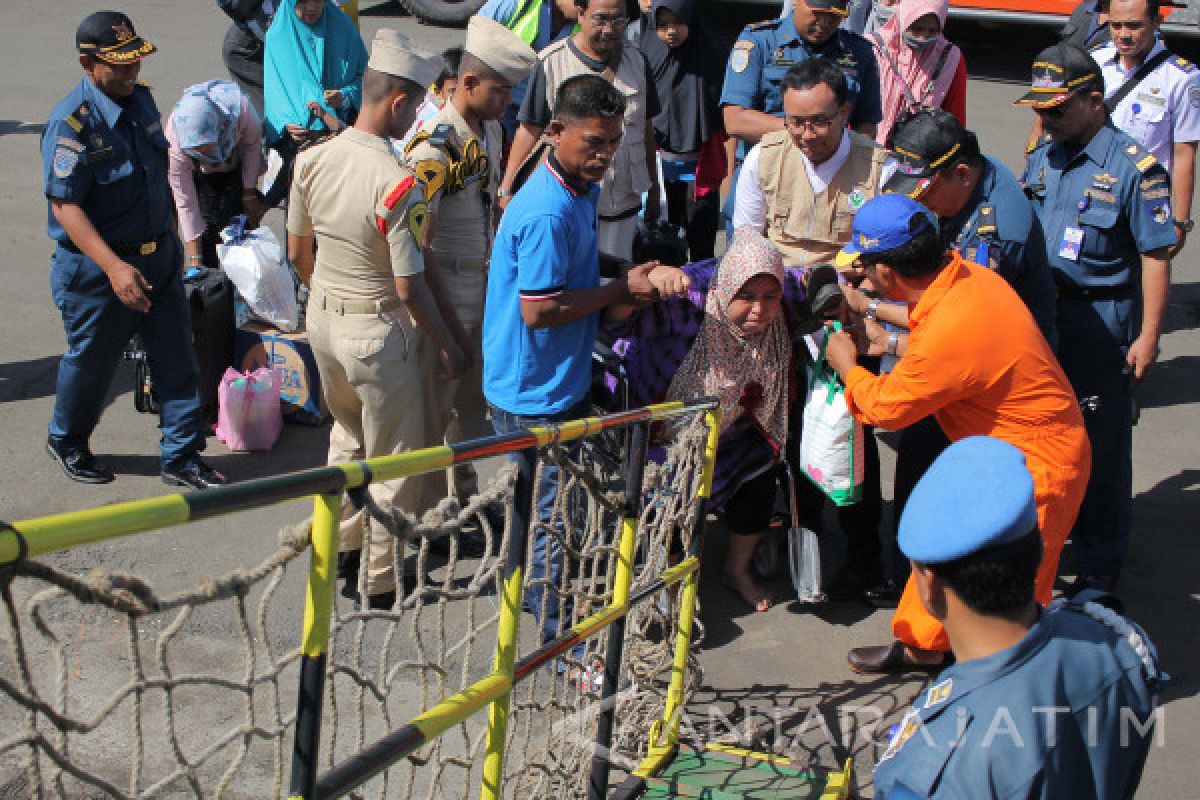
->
xmin=733 ymin=130 xmax=897 ymax=232
xmin=1095 ymin=39 xmax=1200 ymax=171
xmin=733 ymin=130 xmax=855 ymax=232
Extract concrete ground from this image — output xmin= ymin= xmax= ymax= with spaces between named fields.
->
xmin=0 ymin=1 xmax=1196 ymax=797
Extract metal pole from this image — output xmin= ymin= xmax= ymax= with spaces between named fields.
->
xmin=636 ymin=408 xmax=721 ymax=779
xmin=287 ymin=490 xmax=343 ymax=800
xmin=480 ymin=446 xmax=537 ymax=800
xmin=587 ymin=422 xmax=649 ymax=800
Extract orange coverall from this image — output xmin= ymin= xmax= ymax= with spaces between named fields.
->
xmin=843 ymin=253 xmax=1091 ymax=651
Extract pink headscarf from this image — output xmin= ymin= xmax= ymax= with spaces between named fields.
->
xmin=666 ymin=231 xmax=791 ymax=449
xmin=871 ymin=0 xmax=962 ymax=146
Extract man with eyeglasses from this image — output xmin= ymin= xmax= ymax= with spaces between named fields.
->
xmin=498 ymin=0 xmax=662 ymax=261
xmin=720 ymin=0 xmax=882 ymax=235
xmin=731 ymin=58 xmax=889 ymax=269
xmin=1019 ymin=43 xmax=1175 ymax=597
xmin=1093 ymin=0 xmax=1200 ymax=259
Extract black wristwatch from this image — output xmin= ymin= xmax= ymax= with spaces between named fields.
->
xmin=1174 ymin=219 xmax=1194 ymax=234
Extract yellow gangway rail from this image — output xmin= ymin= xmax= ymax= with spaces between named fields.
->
xmin=0 ymin=401 xmax=721 ymax=800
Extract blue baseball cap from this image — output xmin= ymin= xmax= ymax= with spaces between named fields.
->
xmin=834 ymin=193 xmax=937 ymax=269
xmin=899 ymin=436 xmax=1039 ymax=565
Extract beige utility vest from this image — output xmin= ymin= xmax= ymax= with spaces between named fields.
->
xmin=540 ymin=39 xmax=652 ymax=218
xmin=757 ymin=130 xmax=889 ymax=269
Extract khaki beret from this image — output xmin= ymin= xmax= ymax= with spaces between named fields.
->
xmin=368 ymin=28 xmax=443 ymax=89
xmin=464 ymin=15 xmax=538 ymax=86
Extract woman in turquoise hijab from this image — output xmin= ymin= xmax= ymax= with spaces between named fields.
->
xmin=263 ymin=0 xmax=367 ymax=145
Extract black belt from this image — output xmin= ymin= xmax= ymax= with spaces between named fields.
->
xmin=1055 ymin=281 xmax=1135 ymax=302
xmin=61 ymin=232 xmax=169 ymax=258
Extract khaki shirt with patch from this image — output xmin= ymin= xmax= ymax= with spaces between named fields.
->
xmin=405 ymin=102 xmax=502 ymax=264
xmin=287 ymin=127 xmax=428 ymax=302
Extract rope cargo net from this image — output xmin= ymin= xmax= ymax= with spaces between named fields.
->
xmin=0 ymin=414 xmax=710 ymax=799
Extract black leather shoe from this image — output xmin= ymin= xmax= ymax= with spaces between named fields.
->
xmin=827 ymin=565 xmax=897 ymax=606
xmin=162 ymin=458 xmax=228 ymax=490
xmin=863 ymin=579 xmax=903 ymax=609
xmin=353 ymin=590 xmax=396 ymax=612
xmin=46 ymin=440 xmax=114 ymax=484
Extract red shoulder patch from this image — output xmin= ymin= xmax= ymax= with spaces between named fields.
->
xmin=383 ymin=176 xmax=416 ymax=211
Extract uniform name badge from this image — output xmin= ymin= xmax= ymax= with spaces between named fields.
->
xmin=1058 ymin=226 xmax=1084 ymax=262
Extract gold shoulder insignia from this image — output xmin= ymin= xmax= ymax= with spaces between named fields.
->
xmin=924 ymin=679 xmax=954 ymax=709
xmin=413 ymin=159 xmax=448 ymax=200
xmin=976 ymin=204 xmax=998 ymax=235
xmin=407 ymin=201 xmax=430 ymax=246
xmin=404 ymin=129 xmax=432 ymax=156
xmin=1121 ymin=141 xmax=1160 ymax=174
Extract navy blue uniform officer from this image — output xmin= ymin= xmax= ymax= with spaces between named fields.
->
xmin=1018 ymin=44 xmax=1175 ymax=594
xmin=873 ymin=436 xmax=1164 ymax=799
xmin=42 ymin=11 xmax=226 ymax=489
xmin=720 ymin=0 xmax=882 ymax=229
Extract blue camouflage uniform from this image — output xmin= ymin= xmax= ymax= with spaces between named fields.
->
xmin=874 ymin=591 xmax=1165 ymax=800
xmin=876 ymin=436 xmax=1164 ymax=800
xmin=943 ymin=155 xmax=1058 ymax=349
xmin=1023 ymin=125 xmax=1176 ymax=579
xmin=719 ymin=16 xmax=882 ymax=228
xmin=42 ymin=78 xmax=205 ymax=469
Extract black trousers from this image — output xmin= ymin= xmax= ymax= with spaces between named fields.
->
xmin=790 ymin=356 xmax=885 ymax=580
xmin=892 ymin=416 xmax=951 ymax=530
xmin=663 ymin=180 xmax=719 ymax=263
xmin=222 ymin=23 xmax=264 ymax=118
xmin=724 ymin=468 xmax=780 ymax=535
xmin=262 ymin=136 xmax=300 ymax=209
xmin=194 ymin=169 xmax=244 ymax=267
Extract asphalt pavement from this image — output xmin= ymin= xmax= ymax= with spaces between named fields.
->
xmin=0 ymin=1 xmax=1196 ymax=797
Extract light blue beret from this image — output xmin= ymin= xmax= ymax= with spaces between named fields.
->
xmin=899 ymin=436 xmax=1039 ymax=564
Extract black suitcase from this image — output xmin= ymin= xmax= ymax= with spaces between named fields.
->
xmin=127 ymin=267 xmax=236 ymax=425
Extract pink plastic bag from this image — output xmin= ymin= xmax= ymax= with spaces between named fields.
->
xmin=215 ymin=367 xmax=283 ymax=451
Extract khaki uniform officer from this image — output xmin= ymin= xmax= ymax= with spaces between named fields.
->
xmin=406 ymin=17 xmax=537 ymax=504
xmin=288 ymin=30 xmax=467 ymax=604
xmin=732 ymin=57 xmax=890 ymax=270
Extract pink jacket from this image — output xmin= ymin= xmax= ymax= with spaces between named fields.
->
xmin=166 ymin=96 xmax=265 ymax=242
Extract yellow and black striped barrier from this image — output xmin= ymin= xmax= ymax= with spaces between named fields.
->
xmin=0 ymin=400 xmax=719 ymax=800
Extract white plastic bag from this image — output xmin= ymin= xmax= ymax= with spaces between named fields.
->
xmin=218 ymin=220 xmax=300 ymax=332
xmin=799 ymin=324 xmax=865 ymax=507
xmin=788 ymin=527 xmax=825 ymax=604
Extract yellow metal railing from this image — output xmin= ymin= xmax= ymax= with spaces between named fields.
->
xmin=2 ymin=401 xmax=720 ymax=800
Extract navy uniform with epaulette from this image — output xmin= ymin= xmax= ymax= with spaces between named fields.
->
xmin=874 ymin=592 xmax=1165 ymax=800
xmin=41 ymin=12 xmax=216 ymax=488
xmin=1018 ymin=46 xmax=1176 ymax=588
xmin=719 ymin=0 xmax=882 ymax=228
xmin=873 ymin=436 xmax=1163 ymax=800
xmin=943 ymin=154 xmax=1059 ymax=350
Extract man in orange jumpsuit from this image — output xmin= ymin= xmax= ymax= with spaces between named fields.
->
xmin=823 ymin=193 xmax=1091 ymax=674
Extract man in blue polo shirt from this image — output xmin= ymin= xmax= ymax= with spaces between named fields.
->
xmin=484 ymin=73 xmax=685 ymax=647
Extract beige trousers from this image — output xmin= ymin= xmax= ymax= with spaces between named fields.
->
xmin=419 ymin=261 xmax=491 ymax=506
xmin=598 ymin=214 xmax=640 ymax=261
xmin=307 ymin=292 xmax=426 ymax=595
